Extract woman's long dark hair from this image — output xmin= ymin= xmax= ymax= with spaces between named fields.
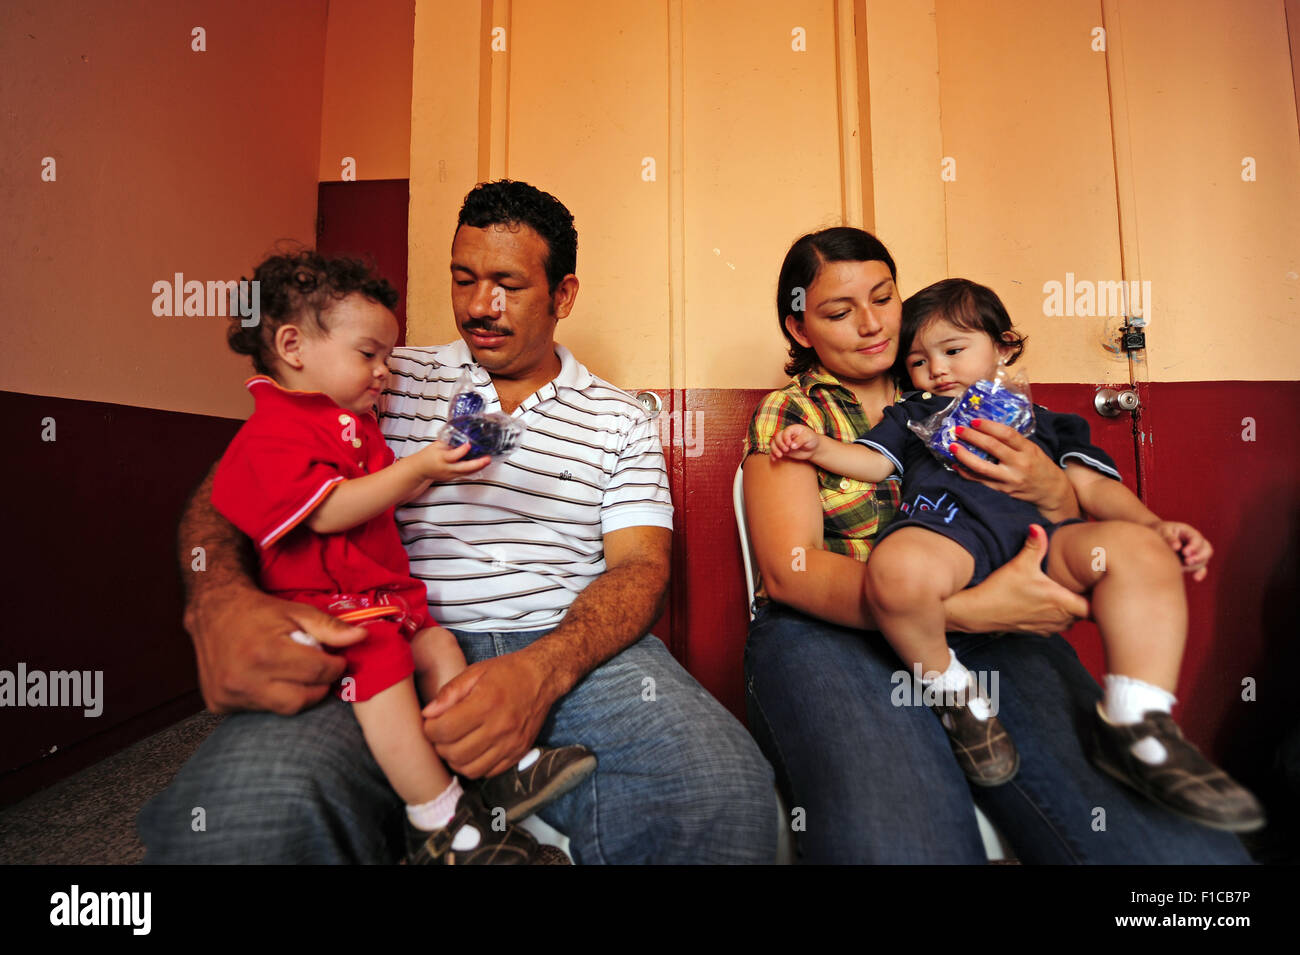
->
xmin=775 ymin=227 xmax=897 ymax=377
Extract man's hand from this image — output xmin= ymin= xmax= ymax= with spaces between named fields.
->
xmin=188 ymin=585 xmax=367 ymax=715
xmin=770 ymin=424 xmax=821 ymax=462
xmin=1152 ymin=520 xmax=1213 ymax=582
xmin=949 ymin=418 xmax=1080 ymax=521
xmin=421 ymin=647 xmax=553 ymax=778
xmin=419 ymin=525 xmax=670 ymax=778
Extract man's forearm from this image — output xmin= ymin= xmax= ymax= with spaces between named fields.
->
xmin=179 ymin=464 xmax=259 ymax=627
xmin=521 ymin=557 xmax=669 ymax=703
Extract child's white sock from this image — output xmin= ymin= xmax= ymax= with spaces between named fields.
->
xmin=923 ymin=649 xmax=991 ymax=720
xmin=1103 ymin=673 xmax=1176 ymax=765
xmin=407 ymin=777 xmax=477 ymax=849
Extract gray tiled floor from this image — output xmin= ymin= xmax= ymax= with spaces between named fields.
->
xmin=0 ymin=711 xmax=223 ymax=864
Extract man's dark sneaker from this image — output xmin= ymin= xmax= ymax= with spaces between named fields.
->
xmin=405 ymin=791 xmax=561 ymax=865
xmin=1089 ymin=704 xmax=1266 ymax=833
xmin=478 ymin=744 xmax=597 ymax=822
xmin=930 ymin=682 xmax=1019 ymax=786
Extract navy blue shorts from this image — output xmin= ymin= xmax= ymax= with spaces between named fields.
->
xmin=874 ymin=513 xmax=1084 ymax=589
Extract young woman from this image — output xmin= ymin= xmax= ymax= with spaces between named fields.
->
xmin=741 ymin=227 xmax=1251 ymax=863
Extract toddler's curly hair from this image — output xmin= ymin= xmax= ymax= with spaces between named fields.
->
xmin=227 ymin=248 xmax=398 ymax=377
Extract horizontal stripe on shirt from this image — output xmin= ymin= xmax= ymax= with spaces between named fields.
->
xmin=379 ymin=340 xmax=673 ymax=632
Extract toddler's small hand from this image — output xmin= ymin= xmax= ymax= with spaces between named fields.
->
xmin=1154 ymin=521 xmax=1213 ymax=582
xmin=411 ymin=439 xmax=491 ymax=483
xmin=771 ymin=425 xmax=819 ymax=462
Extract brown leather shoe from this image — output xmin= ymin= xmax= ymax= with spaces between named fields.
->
xmin=405 ymin=791 xmax=551 ymax=865
xmin=530 ymin=845 xmax=574 ymax=865
xmin=930 ymin=683 xmax=1019 ymax=787
xmin=1089 ymin=704 xmax=1266 ymax=833
xmin=478 ymin=744 xmax=597 ymax=823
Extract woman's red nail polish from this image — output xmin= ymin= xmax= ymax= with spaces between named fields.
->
xmin=954 ymin=426 xmax=965 ymax=436
xmin=971 ymin=418 xmax=983 ymax=427
xmin=949 ymin=443 xmax=961 ymax=455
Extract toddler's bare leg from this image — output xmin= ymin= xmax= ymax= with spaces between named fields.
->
xmin=1050 ymin=521 xmax=1265 ymax=831
xmin=352 ymin=676 xmax=453 ymax=805
xmin=863 ymin=527 xmax=976 ymax=673
xmin=1046 ymin=521 xmax=1185 ymax=691
xmin=410 ymin=626 xmax=468 ymax=703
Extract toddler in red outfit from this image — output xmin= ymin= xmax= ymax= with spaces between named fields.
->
xmin=213 ymin=251 xmax=594 ymax=864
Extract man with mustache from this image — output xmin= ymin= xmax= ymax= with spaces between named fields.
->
xmin=139 ymin=180 xmax=777 ymax=864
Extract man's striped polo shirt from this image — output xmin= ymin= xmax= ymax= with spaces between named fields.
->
xmin=379 ymin=340 xmax=673 ymax=633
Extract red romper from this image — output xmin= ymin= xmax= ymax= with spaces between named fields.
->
xmin=212 ymin=376 xmax=429 ymax=702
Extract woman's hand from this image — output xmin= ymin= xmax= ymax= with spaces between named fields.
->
xmin=945 ymin=525 xmax=1089 ymax=635
xmin=948 ymin=418 xmax=1080 ymax=521
xmin=770 ymin=425 xmax=821 ymax=462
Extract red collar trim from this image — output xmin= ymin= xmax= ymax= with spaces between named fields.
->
xmin=244 ymin=375 xmax=375 ymax=419
xmin=244 ymin=375 xmax=331 ymax=399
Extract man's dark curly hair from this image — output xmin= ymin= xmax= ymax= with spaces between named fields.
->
xmin=227 ymin=248 xmax=398 ymax=377
xmin=456 ymin=180 xmax=577 ymax=293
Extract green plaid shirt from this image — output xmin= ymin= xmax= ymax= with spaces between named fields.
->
xmin=744 ymin=368 xmax=903 ymax=563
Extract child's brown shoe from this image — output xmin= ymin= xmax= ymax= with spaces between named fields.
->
xmin=404 ymin=791 xmax=568 ymax=865
xmin=478 ymin=744 xmax=597 ymax=822
xmin=930 ymin=683 xmax=1019 ymax=787
xmin=1089 ymin=704 xmax=1265 ymax=833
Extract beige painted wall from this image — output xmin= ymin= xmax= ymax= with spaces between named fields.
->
xmin=318 ymin=0 xmax=415 ymax=183
xmin=935 ymin=0 xmax=1124 ymax=384
xmin=1109 ymin=0 xmax=1300 ymax=380
xmin=7 ymin=0 xmax=1291 ymax=415
xmin=407 ymin=0 xmax=482 ymax=350
xmin=1 ymin=0 xmax=328 ymax=418
xmin=509 ymin=0 xmax=673 ymax=387
xmin=408 ymin=0 xmax=1299 ymax=388
xmin=864 ymin=0 xmax=947 ymax=299
xmin=681 ymin=0 xmax=844 ymax=389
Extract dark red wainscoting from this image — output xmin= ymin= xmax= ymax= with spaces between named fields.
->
xmin=317 ymin=180 xmax=411 ymax=344
xmin=1141 ymin=381 xmax=1299 ymax=783
xmin=3 ymin=380 xmax=1293 ymax=804
xmin=0 ymin=391 xmax=241 ymax=804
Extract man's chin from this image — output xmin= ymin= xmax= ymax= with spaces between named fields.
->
xmin=464 ymin=342 xmax=512 ymax=372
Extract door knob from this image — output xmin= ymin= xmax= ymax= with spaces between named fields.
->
xmin=635 ymin=390 xmax=662 ymax=418
xmin=1094 ymin=387 xmax=1140 ymax=417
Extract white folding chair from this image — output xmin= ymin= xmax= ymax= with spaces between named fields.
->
xmin=732 ymin=463 xmax=1011 ymax=863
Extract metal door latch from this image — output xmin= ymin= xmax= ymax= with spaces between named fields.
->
xmin=1094 ymin=387 xmax=1140 ymax=417
xmin=635 ymin=390 xmax=662 ymax=418
xmin=1120 ymin=317 xmax=1146 ymax=353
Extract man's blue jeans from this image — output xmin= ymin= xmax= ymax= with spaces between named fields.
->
xmin=745 ymin=601 xmax=1252 ymax=864
xmin=139 ymin=629 xmax=777 ymax=864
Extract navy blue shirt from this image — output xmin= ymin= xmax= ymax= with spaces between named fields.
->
xmin=855 ymin=391 xmax=1122 ymax=585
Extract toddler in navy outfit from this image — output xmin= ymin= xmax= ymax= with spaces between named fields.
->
xmin=772 ymin=278 xmax=1263 ymax=833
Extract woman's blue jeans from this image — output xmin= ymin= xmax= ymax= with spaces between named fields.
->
xmin=744 ymin=601 xmax=1251 ymax=864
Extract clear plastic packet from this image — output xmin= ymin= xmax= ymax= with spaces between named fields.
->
xmin=907 ymin=363 xmax=1035 ymax=468
xmin=436 ymin=370 xmax=526 ymax=459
